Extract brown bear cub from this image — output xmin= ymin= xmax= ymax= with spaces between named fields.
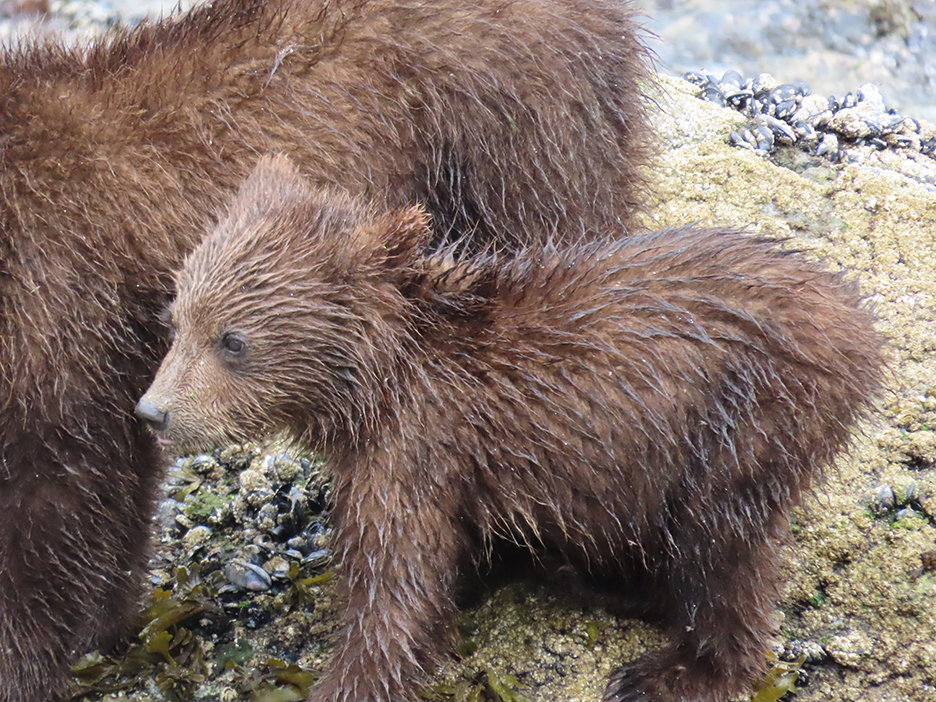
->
xmin=0 ymin=0 xmax=654 ymax=698
xmin=139 ymin=155 xmax=885 ymax=702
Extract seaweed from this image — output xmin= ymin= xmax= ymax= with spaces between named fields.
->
xmin=280 ymin=560 xmax=333 ymax=612
xmin=214 ymin=639 xmax=255 ymax=673
xmin=182 ymin=491 xmax=230 ymax=523
xmin=424 ymin=669 xmax=530 ymax=702
xmin=455 ymin=615 xmax=480 ymax=657
xmin=751 ymin=651 xmax=806 ymax=702
xmin=582 ymin=621 xmax=601 ymax=650
xmin=70 ymin=563 xmax=324 ymax=702
xmin=70 ymin=565 xmax=220 ymax=699
xmin=233 ymin=658 xmax=317 ymax=702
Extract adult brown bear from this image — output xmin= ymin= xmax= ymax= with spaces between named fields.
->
xmin=139 ymin=155 xmax=885 ymax=702
xmin=0 ymin=1 xmax=653 ymax=699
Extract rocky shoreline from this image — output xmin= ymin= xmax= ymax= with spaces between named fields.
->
xmin=686 ymin=69 xmax=936 ymax=188
xmin=636 ymin=0 xmax=936 ymax=125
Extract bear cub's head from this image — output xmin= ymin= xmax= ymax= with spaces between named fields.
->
xmin=137 ymin=155 xmax=432 ymax=455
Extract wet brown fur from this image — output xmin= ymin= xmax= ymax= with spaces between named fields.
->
xmin=0 ymin=2 xmax=654 ymax=699
xmin=140 ymin=156 xmax=886 ymax=702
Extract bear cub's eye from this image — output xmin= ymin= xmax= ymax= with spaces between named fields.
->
xmin=220 ymin=331 xmax=249 ymax=359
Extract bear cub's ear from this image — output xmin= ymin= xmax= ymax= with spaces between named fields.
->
xmin=364 ymin=205 xmax=433 ymax=273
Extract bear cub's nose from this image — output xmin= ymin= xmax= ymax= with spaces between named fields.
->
xmin=135 ymin=399 xmax=169 ymax=432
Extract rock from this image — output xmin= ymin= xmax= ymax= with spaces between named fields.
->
xmin=827 ymin=631 xmax=874 ymax=668
xmin=223 ymin=558 xmax=273 ymax=592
